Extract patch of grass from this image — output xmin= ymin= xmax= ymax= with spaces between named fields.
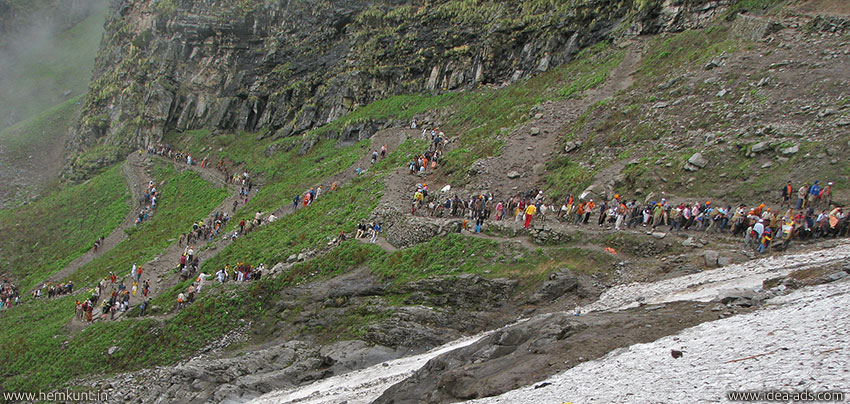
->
xmin=202 ymin=175 xmax=384 ymax=275
xmin=544 ymin=157 xmax=596 ymax=202
xmin=545 ymin=247 xmax=618 ymax=278
xmin=557 ymin=44 xmax=625 ymax=98
xmin=725 ymin=0 xmax=785 ymax=16
xmin=637 ymin=25 xmax=739 ymax=83
xmin=65 ymin=162 xmax=228 ymax=287
xmin=0 ymin=96 xmax=83 ymax=159
xmin=0 ymin=164 xmax=130 ymax=291
xmin=370 ymin=233 xmax=545 ymax=285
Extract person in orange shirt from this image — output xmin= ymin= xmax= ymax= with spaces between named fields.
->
xmin=575 ymin=202 xmax=586 ymax=224
xmin=584 ymin=200 xmax=596 ymax=224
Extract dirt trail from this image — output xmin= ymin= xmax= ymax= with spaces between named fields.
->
xmin=467 ymin=41 xmax=644 ymax=199
xmin=354 ymin=235 xmax=399 ymax=253
xmin=58 ymin=154 xmax=243 ymax=324
xmin=67 ymin=130 xmax=416 ymax=323
xmin=271 ymin=128 xmax=413 ymax=218
xmin=44 ymin=152 xmax=150 ymax=286
xmin=375 ymin=42 xmax=646 ymax=238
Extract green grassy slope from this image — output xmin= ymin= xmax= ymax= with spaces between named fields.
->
xmin=64 ymin=162 xmax=229 ymax=287
xmin=0 ymin=163 xmax=129 ymax=291
xmin=0 ymin=162 xmax=228 ymax=393
xmin=0 ymin=96 xmax=83 ymax=159
xmin=3 ymin=0 xmax=846 ymax=393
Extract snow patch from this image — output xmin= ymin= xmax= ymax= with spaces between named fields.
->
xmin=467 ymin=279 xmax=850 ymax=404
xmin=583 ymin=242 xmax=850 ymax=313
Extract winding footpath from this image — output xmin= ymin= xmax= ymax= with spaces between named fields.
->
xmin=45 ymin=152 xmax=150 ymax=285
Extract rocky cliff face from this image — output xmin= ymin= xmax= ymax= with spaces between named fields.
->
xmin=68 ymin=0 xmax=727 ymax=176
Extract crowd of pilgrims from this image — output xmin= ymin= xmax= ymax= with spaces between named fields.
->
xmin=409 ymin=180 xmax=847 ymax=253
xmin=32 ymin=281 xmax=74 ymax=299
xmin=149 ymin=143 xmax=254 ymax=188
xmin=134 ymin=180 xmax=160 ymax=226
xmin=71 ymin=270 xmax=153 ymax=322
xmin=1 ymin=280 xmax=19 ymax=310
xmin=407 ymin=128 xmax=446 ymax=175
xmin=3 ymin=132 xmax=844 ymax=318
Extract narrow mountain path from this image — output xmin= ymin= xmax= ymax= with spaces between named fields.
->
xmin=62 ymin=153 xmax=244 ymax=324
xmin=66 ymin=130 xmax=413 ymax=323
xmin=355 ymin=235 xmax=398 ymax=253
xmin=271 ymin=128 xmax=412 ymax=218
xmin=432 ymin=41 xmax=645 ymax=200
xmin=44 ymin=152 xmax=150 ymax=286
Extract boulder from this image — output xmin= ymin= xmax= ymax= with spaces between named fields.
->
xmin=717 ymin=256 xmax=733 ymax=267
xmin=532 ymin=163 xmax=545 ymax=176
xmin=703 ymin=250 xmax=719 ymax=267
xmin=819 ymin=108 xmax=837 ymax=118
xmin=270 ymin=262 xmax=287 ymax=274
xmin=650 ymin=232 xmax=667 ymax=239
xmin=687 ymin=152 xmax=707 ymax=168
xmin=682 ymin=237 xmax=703 ymax=248
xmin=507 ymin=171 xmax=521 ymax=179
xmin=780 ymin=144 xmax=798 ymax=155
xmin=529 ymin=269 xmax=579 ymax=303
xmin=108 ymin=346 xmax=122 ymax=356
xmin=564 ymin=141 xmax=580 ymax=153
xmin=751 ymin=141 xmax=769 ymax=153
xmin=529 ymin=127 xmax=541 ymax=136
xmin=683 ymin=162 xmax=700 ymax=172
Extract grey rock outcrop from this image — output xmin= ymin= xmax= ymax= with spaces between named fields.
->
xmin=67 ymin=0 xmax=728 ymax=178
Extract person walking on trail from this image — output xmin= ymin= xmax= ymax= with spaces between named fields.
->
xmin=293 ymin=194 xmax=300 ymax=209
xmin=780 ymin=181 xmax=793 ymax=208
xmin=820 ymin=181 xmax=833 ymax=209
xmin=196 ymin=273 xmax=211 ymax=293
xmin=135 ymin=265 xmax=143 ymax=282
xmin=584 ymin=200 xmax=595 ymax=224
xmin=371 ymin=150 xmax=378 ymax=164
xmin=139 ymin=299 xmax=149 ymax=316
xmin=796 ymin=182 xmax=809 ymax=209
xmin=475 ymin=214 xmax=484 ymax=233
xmin=381 ymin=144 xmax=387 ymax=158
xmin=809 ymin=180 xmax=822 ymax=207
xmin=524 ymin=203 xmax=537 ymax=228
xmin=370 ymin=222 xmax=382 ymax=243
